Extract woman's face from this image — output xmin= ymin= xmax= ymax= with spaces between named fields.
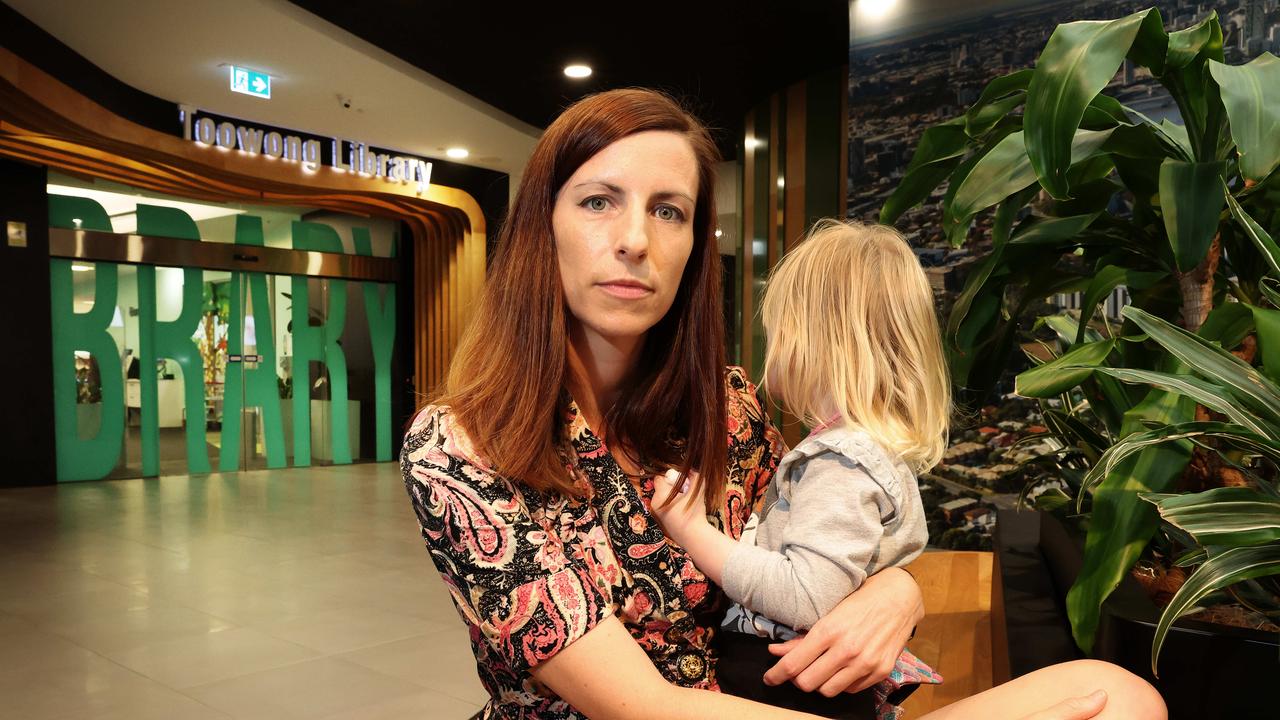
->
xmin=552 ymin=130 xmax=698 ymax=347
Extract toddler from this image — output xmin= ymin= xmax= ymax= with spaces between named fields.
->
xmin=653 ymin=220 xmax=950 ymax=719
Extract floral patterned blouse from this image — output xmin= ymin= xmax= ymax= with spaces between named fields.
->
xmin=401 ymin=367 xmax=780 ymax=719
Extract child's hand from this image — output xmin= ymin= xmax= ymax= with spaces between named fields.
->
xmin=650 ymin=468 xmax=706 ymax=543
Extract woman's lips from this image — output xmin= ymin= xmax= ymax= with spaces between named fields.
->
xmin=596 ymin=282 xmax=653 ymax=299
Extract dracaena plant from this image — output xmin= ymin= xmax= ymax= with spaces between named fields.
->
xmin=881 ymin=7 xmax=1280 ymax=658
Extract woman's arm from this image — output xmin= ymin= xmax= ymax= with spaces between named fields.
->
xmin=762 ymin=566 xmax=924 ymax=696
xmin=530 ymin=615 xmax=823 ymax=720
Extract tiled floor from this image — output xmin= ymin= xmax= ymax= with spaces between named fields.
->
xmin=0 ymin=463 xmax=488 ymax=719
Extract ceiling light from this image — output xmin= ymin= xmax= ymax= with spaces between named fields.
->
xmin=856 ymin=0 xmax=899 ymax=22
xmin=71 ymin=264 xmax=92 ymax=272
xmin=446 ymin=147 xmax=469 ymax=159
xmin=564 ymin=64 xmax=592 ymax=79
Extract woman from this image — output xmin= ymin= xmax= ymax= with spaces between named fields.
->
xmin=401 ymin=88 xmax=1165 ymax=720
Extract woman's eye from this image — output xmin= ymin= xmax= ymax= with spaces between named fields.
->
xmin=655 ymin=205 xmax=684 ymax=222
xmin=585 ymin=197 xmax=609 ymax=212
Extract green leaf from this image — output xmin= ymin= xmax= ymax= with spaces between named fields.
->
xmin=945 ymin=252 xmax=1003 ymax=346
xmin=1084 ymin=367 xmax=1268 ymax=436
xmin=1209 ymin=53 xmax=1280 ymax=185
xmin=1251 ymin=304 xmax=1280 ymax=383
xmin=1075 ymin=266 xmax=1167 ymax=345
xmin=1151 ymin=544 xmax=1280 ymax=675
xmin=1160 ymin=119 xmax=1195 ymax=160
xmin=1149 ymin=487 xmax=1280 ymax=547
xmin=1084 ymin=422 xmax=1280 ymax=499
xmin=1123 ymin=306 xmax=1280 ymax=424
xmin=965 ymin=69 xmax=1033 ymax=138
xmin=1165 ymin=12 xmax=1224 ymax=70
xmin=1025 ymin=9 xmax=1166 ymax=198
xmin=1066 ymin=374 xmax=1193 ymax=653
xmin=1163 ymin=13 xmax=1226 ymax=160
xmin=948 ymin=292 xmax=999 ymax=385
xmin=1034 ymin=487 xmax=1073 ymax=512
xmin=881 ymin=118 xmax=969 ymax=224
xmin=1197 ymin=300 xmax=1254 ymax=350
xmin=1158 ymin=159 xmax=1226 ymax=271
xmin=1262 ymin=277 xmax=1280 ymax=308
xmin=1015 ymin=339 xmax=1117 ymax=397
xmin=1103 ymin=122 xmax=1177 ymax=159
xmin=1226 ymin=191 xmax=1280 ymax=276
xmin=1007 ymin=213 xmax=1102 ymax=247
xmin=1081 ymin=94 xmax=1131 ymax=129
xmin=947 ymin=129 xmax=1113 ymax=242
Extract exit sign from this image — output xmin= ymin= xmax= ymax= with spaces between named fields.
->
xmin=229 ymin=66 xmax=271 ymax=99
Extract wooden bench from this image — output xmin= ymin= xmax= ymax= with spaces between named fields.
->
xmin=900 ymin=550 xmax=994 ymax=715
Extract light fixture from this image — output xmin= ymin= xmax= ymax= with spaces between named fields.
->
xmin=564 ymin=64 xmax=592 ymax=79
xmin=856 ymin=0 xmax=899 ymax=21
xmin=71 ymin=264 xmax=92 ymax=272
xmin=446 ymin=147 xmax=469 ymax=159
xmin=714 ymin=228 xmax=724 ymax=238
xmin=777 ymin=177 xmax=786 ymax=189
xmin=745 ymin=136 xmax=761 ymax=150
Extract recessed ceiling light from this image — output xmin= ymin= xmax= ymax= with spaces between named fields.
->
xmin=564 ymin=64 xmax=593 ymax=79
xmin=446 ymin=147 xmax=469 ymax=159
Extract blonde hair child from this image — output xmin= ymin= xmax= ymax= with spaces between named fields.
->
xmin=653 ymin=219 xmax=950 ymax=716
xmin=761 ymin=219 xmax=951 ymax=473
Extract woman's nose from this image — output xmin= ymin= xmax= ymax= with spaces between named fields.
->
xmin=614 ymin=205 xmax=649 ymax=259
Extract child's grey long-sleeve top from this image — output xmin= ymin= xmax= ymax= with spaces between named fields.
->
xmin=720 ymin=427 xmax=929 ymax=639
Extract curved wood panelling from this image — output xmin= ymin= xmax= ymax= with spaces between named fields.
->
xmin=0 ymin=46 xmax=487 ymax=405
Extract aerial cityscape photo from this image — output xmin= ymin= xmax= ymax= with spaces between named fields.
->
xmin=848 ymin=0 xmax=1280 ymax=549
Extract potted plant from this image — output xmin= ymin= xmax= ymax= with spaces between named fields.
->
xmin=880 ymin=5 xmax=1279 ymax=713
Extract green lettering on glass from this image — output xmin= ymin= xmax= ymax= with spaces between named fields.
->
xmin=136 ymin=205 xmax=209 ymax=474
xmin=49 ymin=196 xmax=123 ymax=482
xmin=219 ymin=216 xmax=286 ymax=469
xmin=291 ymin=222 xmax=350 ymax=465
xmin=50 ymin=259 xmax=124 ymax=481
xmin=48 ymin=194 xmax=113 ymax=231
xmin=352 ymin=227 xmax=395 ymax=461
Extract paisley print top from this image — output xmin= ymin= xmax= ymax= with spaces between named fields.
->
xmin=401 ymin=367 xmax=781 ymax=719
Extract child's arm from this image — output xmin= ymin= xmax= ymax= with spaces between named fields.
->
xmin=650 ymin=470 xmax=735 ymax=586
xmin=687 ymin=452 xmax=920 ymax=633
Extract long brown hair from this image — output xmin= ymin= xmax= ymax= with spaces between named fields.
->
xmin=433 ymin=88 xmax=727 ymax=509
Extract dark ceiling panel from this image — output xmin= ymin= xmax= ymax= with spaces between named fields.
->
xmin=288 ymin=1 xmax=848 ymax=159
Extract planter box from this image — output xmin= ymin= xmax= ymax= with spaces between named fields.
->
xmin=995 ymin=508 xmax=1279 ymax=719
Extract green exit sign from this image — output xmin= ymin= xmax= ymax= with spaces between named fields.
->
xmin=229 ymin=66 xmax=271 ymax=99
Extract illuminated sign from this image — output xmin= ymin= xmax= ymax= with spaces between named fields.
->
xmin=178 ymin=106 xmax=434 ymax=194
xmin=229 ymin=66 xmax=271 ymax=99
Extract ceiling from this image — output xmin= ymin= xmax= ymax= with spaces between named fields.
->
xmin=286 ymin=0 xmax=848 ymax=158
xmin=5 ymin=0 xmax=846 ymax=190
xmin=4 ymin=0 xmax=543 ymax=186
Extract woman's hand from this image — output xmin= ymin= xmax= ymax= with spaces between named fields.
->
xmin=762 ymin=567 xmax=923 ymax=696
xmin=650 ymin=469 xmax=704 ymax=544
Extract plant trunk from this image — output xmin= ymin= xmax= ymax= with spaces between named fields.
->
xmin=1177 ymin=234 xmax=1221 ymax=332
